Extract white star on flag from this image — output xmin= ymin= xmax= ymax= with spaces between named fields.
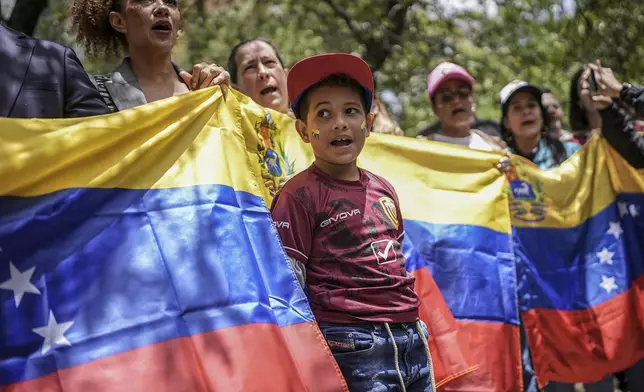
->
xmin=618 ymin=202 xmax=629 ymax=217
xmin=32 ymin=311 xmax=74 ymax=355
xmin=0 ymin=262 xmax=41 ymax=307
xmin=596 ymin=248 xmax=615 ymax=265
xmin=599 ymin=275 xmax=618 ymax=294
xmin=607 ymin=221 xmax=623 ymax=240
xmin=629 ymin=204 xmax=640 ymax=217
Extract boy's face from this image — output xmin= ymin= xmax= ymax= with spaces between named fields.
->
xmin=296 ymin=85 xmax=373 ymax=167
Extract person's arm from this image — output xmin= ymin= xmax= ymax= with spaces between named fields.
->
xmin=63 ymin=47 xmax=110 ymax=117
xmin=583 ymin=62 xmax=644 ymax=168
xmin=619 ymin=84 xmax=644 ymax=117
xmin=270 ymin=191 xmax=315 ymax=287
xmin=599 ymin=102 xmax=644 ymax=168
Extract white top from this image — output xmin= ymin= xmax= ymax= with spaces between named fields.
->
xmin=429 ymin=132 xmax=495 ymax=152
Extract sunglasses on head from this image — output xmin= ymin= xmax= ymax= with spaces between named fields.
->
xmin=436 ymin=88 xmax=472 ymax=104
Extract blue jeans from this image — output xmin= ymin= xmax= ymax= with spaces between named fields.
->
xmin=318 ymin=321 xmax=434 ymax=392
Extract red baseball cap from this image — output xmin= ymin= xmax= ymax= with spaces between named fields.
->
xmin=287 ymin=53 xmax=374 ymax=119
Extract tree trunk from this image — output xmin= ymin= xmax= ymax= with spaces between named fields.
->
xmin=7 ymin=0 xmax=49 ymax=36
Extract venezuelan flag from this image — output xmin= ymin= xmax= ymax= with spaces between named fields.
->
xmin=511 ymin=138 xmax=644 ymax=386
xmin=5 ymin=87 xmax=640 ymax=392
xmin=360 ymin=137 xmax=519 ymax=391
xmin=0 ymin=88 xmax=347 ymax=391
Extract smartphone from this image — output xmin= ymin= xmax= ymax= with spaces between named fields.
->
xmin=588 ymin=69 xmax=598 ymax=92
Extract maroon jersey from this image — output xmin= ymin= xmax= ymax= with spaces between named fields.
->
xmin=270 ymin=164 xmax=420 ymax=323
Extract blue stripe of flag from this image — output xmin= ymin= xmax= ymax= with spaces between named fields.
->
xmin=515 ymin=194 xmax=644 ymax=312
xmin=403 ymin=220 xmax=518 ymax=325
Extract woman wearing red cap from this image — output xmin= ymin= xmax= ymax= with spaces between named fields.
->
xmin=421 ymin=62 xmax=507 ymax=152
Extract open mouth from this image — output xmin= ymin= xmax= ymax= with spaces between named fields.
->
xmin=260 ymin=87 xmax=278 ymax=95
xmin=330 ymin=136 xmax=353 ymax=147
xmin=452 ymin=108 xmax=467 ymax=116
xmin=152 ymin=21 xmax=172 ymax=31
xmin=521 ymin=119 xmax=537 ymax=127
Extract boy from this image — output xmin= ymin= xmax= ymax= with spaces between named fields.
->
xmin=270 ymin=53 xmax=435 ymax=392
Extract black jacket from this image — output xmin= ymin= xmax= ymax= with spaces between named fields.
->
xmin=0 ymin=24 xmax=108 ymax=118
xmin=601 ymin=85 xmax=644 ymax=169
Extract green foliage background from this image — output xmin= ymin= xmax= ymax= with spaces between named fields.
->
xmin=17 ymin=0 xmax=644 ymax=135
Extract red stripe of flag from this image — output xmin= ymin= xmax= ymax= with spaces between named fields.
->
xmin=6 ymin=322 xmax=348 ymax=392
xmin=524 ymin=275 xmax=644 ymax=386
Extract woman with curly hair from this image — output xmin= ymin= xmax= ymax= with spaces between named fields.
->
xmin=71 ymin=0 xmax=229 ymax=111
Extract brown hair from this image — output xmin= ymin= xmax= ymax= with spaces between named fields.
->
xmin=70 ymin=0 xmax=126 ymax=58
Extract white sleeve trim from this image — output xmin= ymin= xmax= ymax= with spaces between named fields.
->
xmin=287 ymin=256 xmax=306 ymax=287
xmin=284 ymin=246 xmax=308 ymax=260
xmin=397 ymin=231 xmax=405 ymax=241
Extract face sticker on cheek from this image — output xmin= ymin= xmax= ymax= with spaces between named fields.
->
xmin=361 ymin=121 xmax=367 ymax=133
xmin=312 ymin=129 xmax=320 ymax=139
